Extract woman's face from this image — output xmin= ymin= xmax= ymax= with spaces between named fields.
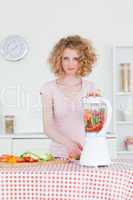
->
xmin=61 ymin=48 xmax=80 ymax=76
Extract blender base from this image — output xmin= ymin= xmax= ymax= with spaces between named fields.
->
xmin=80 ymin=136 xmax=111 ymax=167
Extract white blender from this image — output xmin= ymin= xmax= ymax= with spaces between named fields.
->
xmin=80 ymin=96 xmax=112 ymax=167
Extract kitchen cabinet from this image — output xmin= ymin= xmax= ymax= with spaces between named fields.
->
xmin=12 ymin=138 xmax=51 ymax=154
xmin=0 ymin=138 xmax=12 ymax=154
xmin=107 ymin=136 xmax=117 ymax=159
xmin=0 ymin=134 xmax=117 ymax=159
xmin=0 ymin=134 xmax=51 ymax=155
xmin=113 ymin=45 xmax=133 ymax=158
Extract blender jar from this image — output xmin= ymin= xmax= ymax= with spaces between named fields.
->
xmin=82 ymin=97 xmax=106 ymax=134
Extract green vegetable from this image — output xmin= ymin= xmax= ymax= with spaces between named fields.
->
xmin=38 ymin=153 xmax=54 ymax=161
xmin=91 ymin=116 xmax=100 ymax=126
xmin=20 ymin=152 xmax=40 ymax=160
xmin=95 ymin=116 xmax=100 ymax=124
xmin=20 ymin=152 xmax=54 ymax=162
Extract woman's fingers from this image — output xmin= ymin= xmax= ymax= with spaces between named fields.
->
xmin=77 ymin=142 xmax=83 ymax=151
xmin=68 ymin=152 xmax=80 ymax=160
xmin=88 ymin=89 xmax=101 ymax=96
xmin=67 ymin=142 xmax=82 ymax=160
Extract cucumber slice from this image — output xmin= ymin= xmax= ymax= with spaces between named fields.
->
xmin=38 ymin=153 xmax=54 ymax=161
xmin=20 ymin=152 xmax=54 ymax=161
xmin=20 ymin=152 xmax=40 ymax=160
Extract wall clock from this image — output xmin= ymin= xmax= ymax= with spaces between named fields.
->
xmin=0 ymin=35 xmax=29 ymax=61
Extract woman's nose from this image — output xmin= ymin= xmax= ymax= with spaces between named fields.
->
xmin=68 ymin=59 xmax=75 ymax=65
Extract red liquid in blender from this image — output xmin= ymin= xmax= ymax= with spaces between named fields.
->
xmin=83 ymin=108 xmax=105 ymax=133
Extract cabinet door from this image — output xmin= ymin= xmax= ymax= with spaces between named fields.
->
xmin=0 ymin=138 xmax=12 ymax=154
xmin=12 ymin=138 xmax=51 ymax=154
xmin=107 ymin=138 xmax=117 ymax=159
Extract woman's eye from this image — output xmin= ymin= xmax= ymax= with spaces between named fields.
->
xmin=63 ymin=57 xmax=69 ymax=60
xmin=62 ymin=57 xmax=79 ymax=61
xmin=74 ymin=57 xmax=79 ymax=61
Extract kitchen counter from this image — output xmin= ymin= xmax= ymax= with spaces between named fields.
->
xmin=0 ymin=133 xmax=48 ymax=139
xmin=0 ymin=133 xmax=116 ymax=139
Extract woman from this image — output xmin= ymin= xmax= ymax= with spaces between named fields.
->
xmin=40 ymin=35 xmax=98 ymax=159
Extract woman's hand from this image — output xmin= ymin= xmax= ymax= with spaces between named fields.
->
xmin=66 ymin=140 xmax=83 ymax=160
xmin=88 ymin=89 xmax=101 ymax=96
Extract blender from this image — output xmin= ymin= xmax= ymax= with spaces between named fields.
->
xmin=80 ymin=96 xmax=112 ymax=167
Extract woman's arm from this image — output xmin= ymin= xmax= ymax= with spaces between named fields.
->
xmin=41 ymin=92 xmax=82 ymax=158
xmin=41 ymin=94 xmax=70 ymax=146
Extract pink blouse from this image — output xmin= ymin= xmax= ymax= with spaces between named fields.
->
xmin=40 ymin=78 xmax=95 ymax=158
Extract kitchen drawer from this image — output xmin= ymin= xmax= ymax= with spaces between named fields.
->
xmin=12 ymin=138 xmax=51 ymax=154
xmin=0 ymin=138 xmax=12 ymax=154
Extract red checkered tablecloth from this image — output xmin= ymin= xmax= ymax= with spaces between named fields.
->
xmin=0 ymin=159 xmax=133 ymax=200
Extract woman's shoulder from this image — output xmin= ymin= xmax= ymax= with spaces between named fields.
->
xmin=40 ymin=79 xmax=56 ymax=95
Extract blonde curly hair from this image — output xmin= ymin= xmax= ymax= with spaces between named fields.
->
xmin=48 ymin=35 xmax=97 ymax=77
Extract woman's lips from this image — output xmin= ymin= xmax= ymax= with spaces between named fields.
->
xmin=67 ymin=68 xmax=75 ymax=70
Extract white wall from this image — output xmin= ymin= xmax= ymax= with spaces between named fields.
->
xmin=0 ymin=0 xmax=133 ymax=133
